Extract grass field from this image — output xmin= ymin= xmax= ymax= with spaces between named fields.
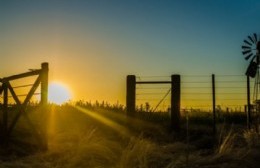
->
xmin=0 ymin=103 xmax=260 ymax=168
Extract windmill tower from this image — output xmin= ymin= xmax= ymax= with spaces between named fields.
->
xmin=242 ymin=33 xmax=260 ymax=112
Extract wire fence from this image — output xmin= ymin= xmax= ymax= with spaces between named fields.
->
xmin=1 ymin=74 xmax=255 ymax=111
xmin=182 ymin=75 xmax=248 ymax=112
xmin=136 ymin=76 xmax=171 ymax=112
xmin=135 ymin=74 xmax=253 ymax=113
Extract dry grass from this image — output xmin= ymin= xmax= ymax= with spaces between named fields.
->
xmin=1 ymin=105 xmax=260 ymax=168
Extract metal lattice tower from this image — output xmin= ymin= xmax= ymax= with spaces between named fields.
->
xmin=242 ymin=33 xmax=260 ymax=112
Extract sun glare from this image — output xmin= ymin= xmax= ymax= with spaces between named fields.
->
xmin=48 ymin=82 xmax=72 ymax=105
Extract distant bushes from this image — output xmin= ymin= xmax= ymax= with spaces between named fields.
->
xmin=75 ymin=100 xmax=125 ymax=112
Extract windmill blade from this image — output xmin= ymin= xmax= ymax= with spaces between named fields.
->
xmin=242 ymin=50 xmax=252 ymax=55
xmin=248 ymin=35 xmax=255 ymax=43
xmin=245 ymin=53 xmax=253 ymax=60
xmin=253 ymin=33 xmax=258 ymax=43
xmin=244 ymin=40 xmax=252 ymax=46
xmin=246 ymin=61 xmax=257 ymax=78
xmin=249 ymin=55 xmax=257 ymax=63
xmin=242 ymin=45 xmax=251 ymax=50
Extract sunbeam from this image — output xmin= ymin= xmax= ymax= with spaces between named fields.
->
xmin=73 ymin=106 xmax=130 ymax=137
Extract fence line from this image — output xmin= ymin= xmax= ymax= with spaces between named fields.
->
xmin=134 ymin=74 xmax=252 ymax=113
xmin=136 ymin=85 xmax=171 ymax=112
xmin=130 ymin=74 xmax=256 ymax=132
xmin=181 ymin=74 xmax=250 ymax=112
xmin=127 ymin=75 xmax=181 ymax=131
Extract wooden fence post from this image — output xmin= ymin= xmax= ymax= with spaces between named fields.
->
xmin=41 ymin=62 xmax=49 ymax=106
xmin=126 ymin=75 xmax=136 ymax=117
xmin=212 ymin=74 xmax=216 ymax=134
xmin=171 ymin=75 xmax=181 ymax=131
xmin=247 ymin=75 xmax=251 ymax=129
xmin=40 ymin=62 xmax=49 ymax=150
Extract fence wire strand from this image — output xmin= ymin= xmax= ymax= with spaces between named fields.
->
xmin=136 ymin=74 xmax=252 ymax=112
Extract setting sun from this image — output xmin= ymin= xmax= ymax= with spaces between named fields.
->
xmin=48 ymin=82 xmax=72 ymax=105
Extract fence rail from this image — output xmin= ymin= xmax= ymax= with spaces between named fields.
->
xmin=126 ymin=75 xmax=181 ymax=131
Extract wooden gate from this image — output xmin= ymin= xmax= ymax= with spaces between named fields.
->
xmin=0 ymin=62 xmax=48 ymax=149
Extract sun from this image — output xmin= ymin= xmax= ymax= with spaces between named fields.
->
xmin=48 ymin=82 xmax=72 ymax=105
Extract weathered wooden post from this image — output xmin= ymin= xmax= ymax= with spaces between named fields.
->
xmin=247 ymin=75 xmax=251 ymax=129
xmin=212 ymin=74 xmax=216 ymax=134
xmin=41 ymin=62 xmax=49 ymax=106
xmin=126 ymin=75 xmax=136 ymax=117
xmin=40 ymin=62 xmax=49 ymax=150
xmin=171 ymin=75 xmax=181 ymax=131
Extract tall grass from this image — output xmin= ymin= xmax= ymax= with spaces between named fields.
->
xmin=0 ymin=104 xmax=260 ymax=168
xmin=118 ymin=136 xmax=174 ymax=168
xmin=49 ymin=128 xmax=120 ymax=168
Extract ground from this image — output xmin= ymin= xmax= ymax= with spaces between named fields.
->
xmin=0 ymin=104 xmax=259 ymax=168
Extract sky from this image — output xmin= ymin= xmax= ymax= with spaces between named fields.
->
xmin=1 ymin=0 xmax=260 ymax=106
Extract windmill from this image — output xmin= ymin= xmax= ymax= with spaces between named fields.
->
xmin=242 ymin=33 xmax=260 ymax=112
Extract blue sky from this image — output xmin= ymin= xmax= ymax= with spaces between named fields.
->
xmin=1 ymin=0 xmax=260 ymax=103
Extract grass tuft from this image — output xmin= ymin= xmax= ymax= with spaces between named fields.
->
xmin=243 ymin=129 xmax=260 ymax=148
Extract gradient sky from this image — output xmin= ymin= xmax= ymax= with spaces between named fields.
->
xmin=1 ymin=0 xmax=260 ymax=105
